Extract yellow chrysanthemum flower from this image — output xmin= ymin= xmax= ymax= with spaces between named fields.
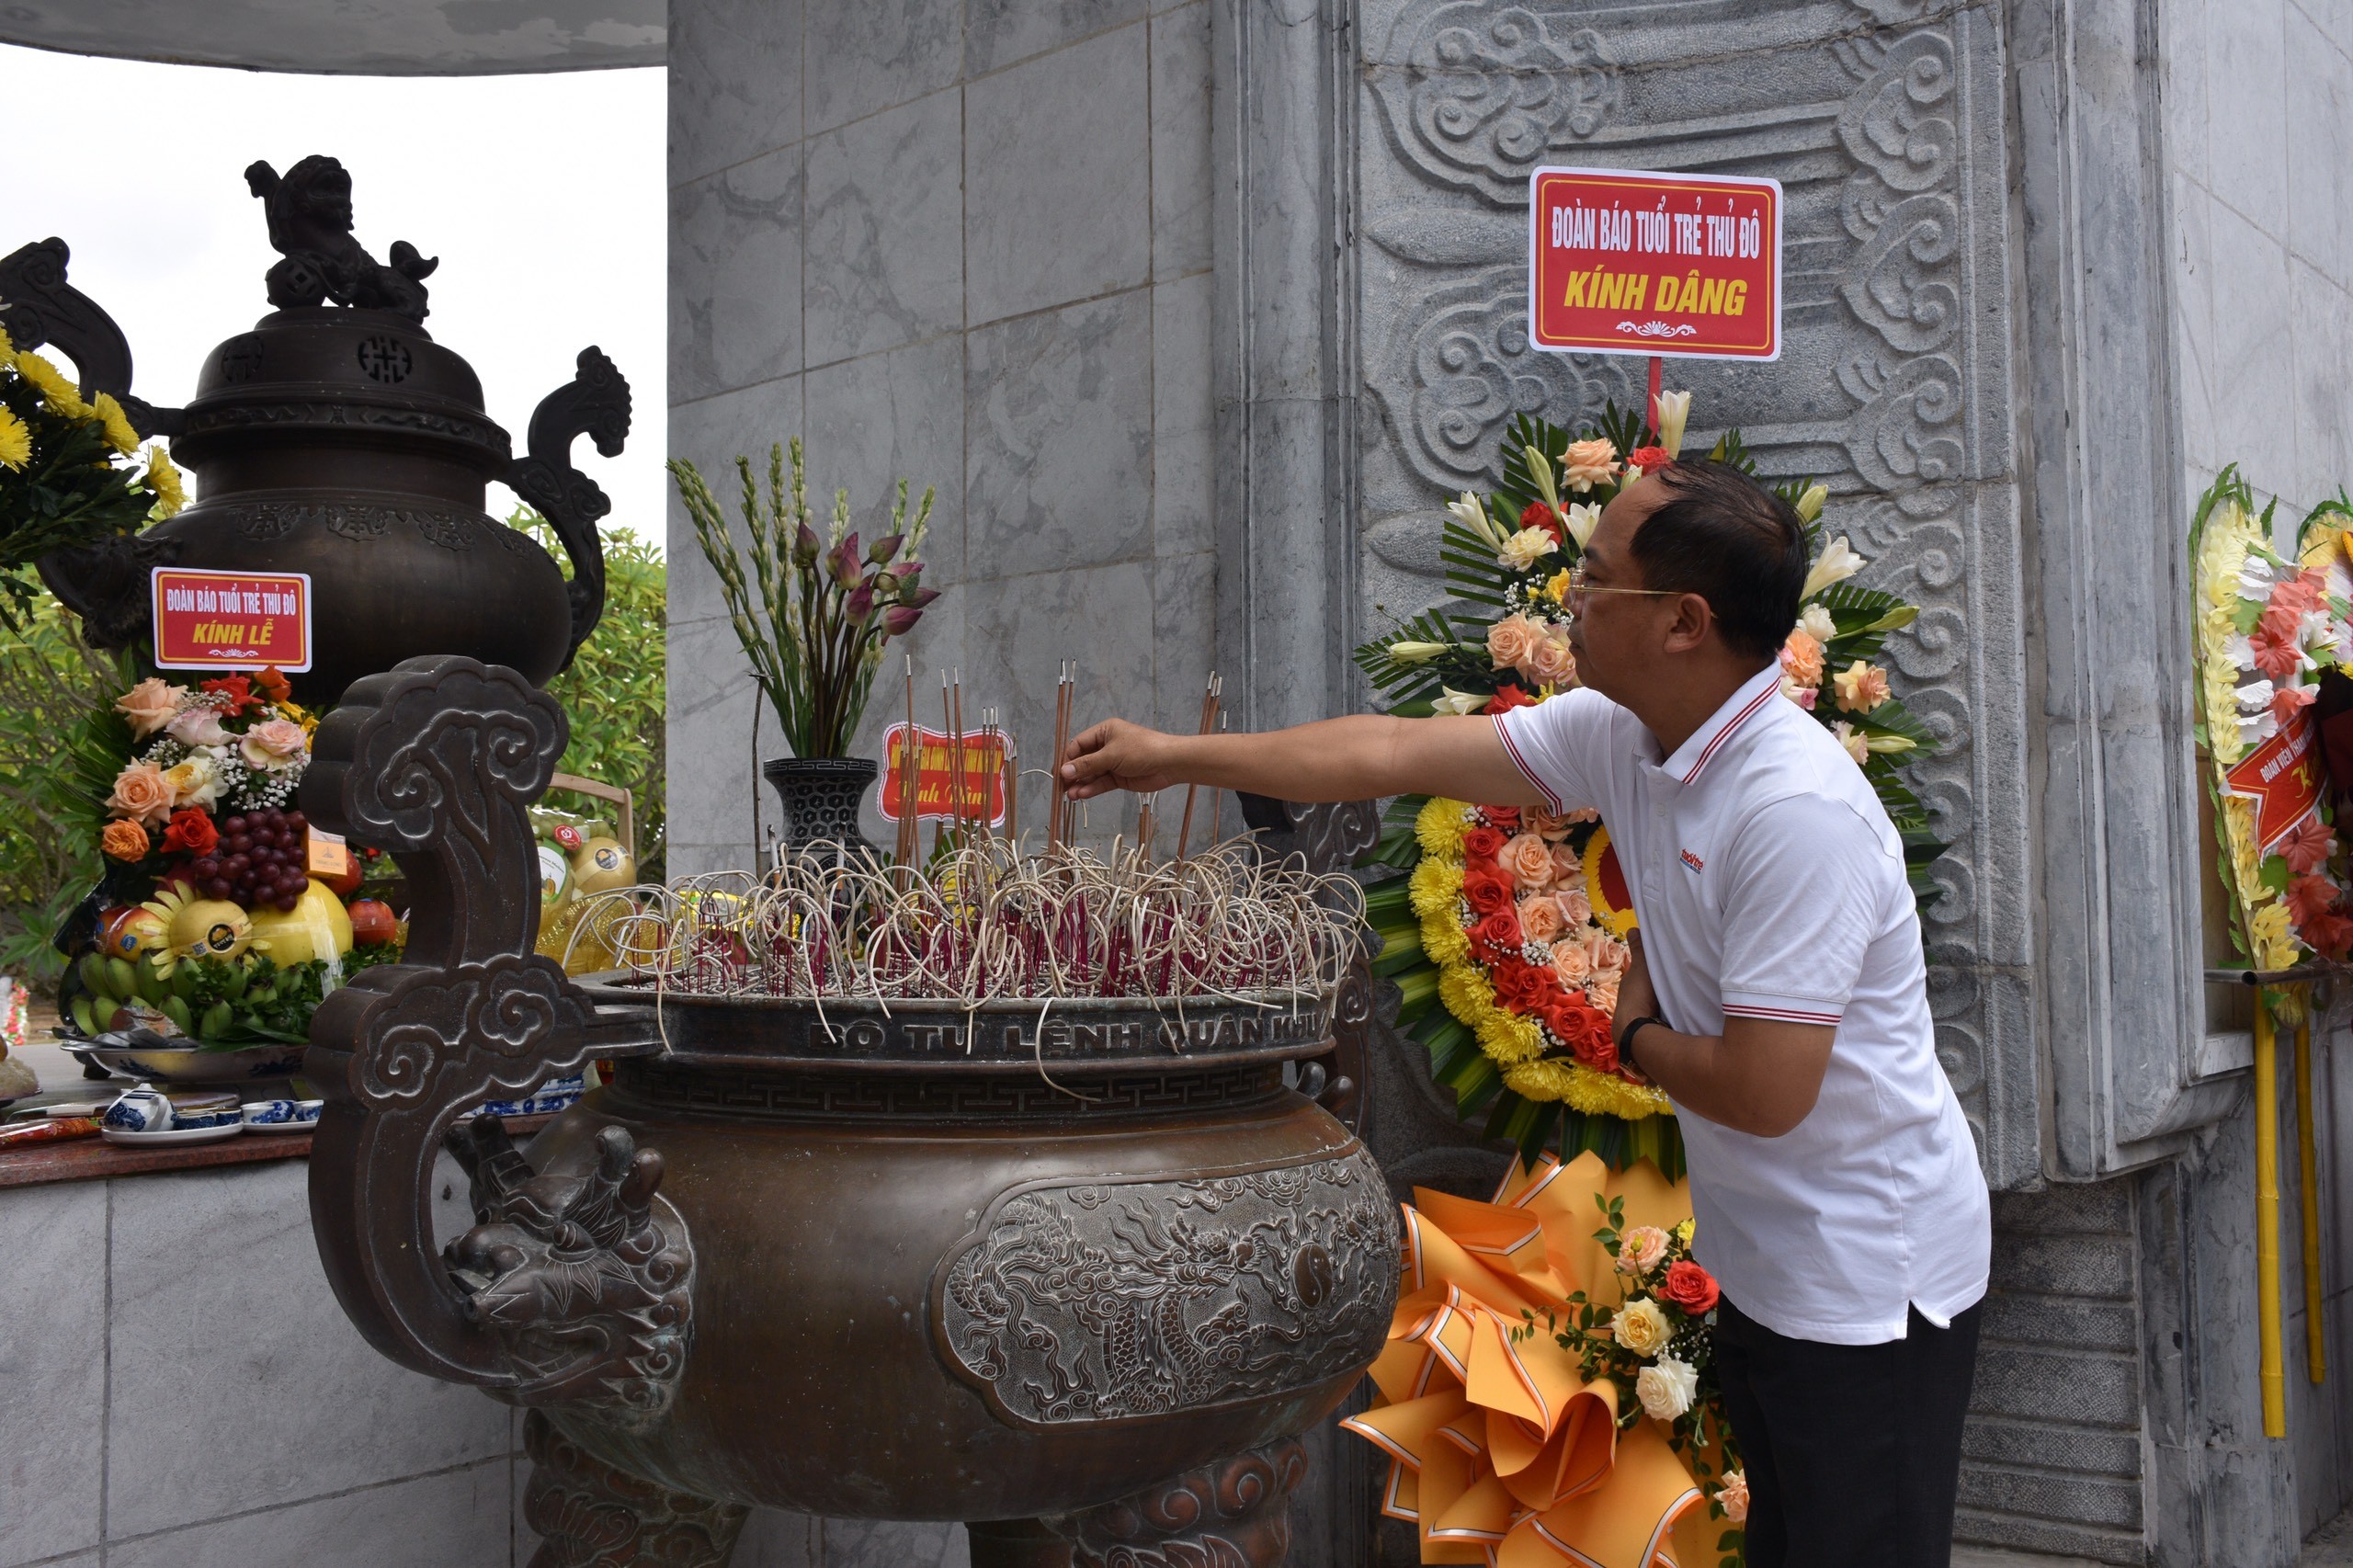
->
xmin=1408 ymin=854 xmax=1461 ymax=915
xmin=142 ymin=445 xmax=187 ymax=517
xmin=1415 ymin=796 xmax=1472 ymax=858
xmin=92 ymin=392 xmax=140 ymax=456
xmin=0 ymin=323 xmax=14 ymax=358
xmin=1503 ymin=1058 xmax=1671 ymax=1117
xmin=14 ymin=349 xmax=87 ymax=419
xmin=0 ymin=406 xmax=29 ymax=471
xmin=1419 ymin=908 xmax=1471 ymax=967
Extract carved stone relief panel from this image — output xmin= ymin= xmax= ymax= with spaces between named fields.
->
xmin=1352 ymin=0 xmax=2033 ymax=1186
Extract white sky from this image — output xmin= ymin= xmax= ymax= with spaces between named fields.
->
xmin=6 ymin=45 xmax=665 ymax=546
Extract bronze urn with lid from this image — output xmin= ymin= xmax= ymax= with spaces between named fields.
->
xmin=8 ymin=153 xmax=630 ymax=707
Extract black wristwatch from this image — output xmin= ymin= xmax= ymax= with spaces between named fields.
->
xmin=1616 ymin=1014 xmax=1670 ymax=1075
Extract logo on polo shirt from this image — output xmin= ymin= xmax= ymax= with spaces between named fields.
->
xmin=1680 ymin=848 xmax=1705 ymax=873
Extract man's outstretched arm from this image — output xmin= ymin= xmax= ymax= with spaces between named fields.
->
xmin=1058 ymin=712 xmax=1547 ymax=808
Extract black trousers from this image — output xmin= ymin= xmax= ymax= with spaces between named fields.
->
xmin=1711 ymin=1295 xmax=1982 ymax=1568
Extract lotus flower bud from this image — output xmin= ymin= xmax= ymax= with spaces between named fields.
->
xmin=874 ymin=571 xmax=901 ymax=596
xmin=869 ymin=533 xmax=904 ymax=564
xmin=846 ymin=583 xmax=875 ymax=620
xmin=882 ymin=605 xmax=922 ymax=636
xmin=793 ymin=523 xmax=822 ymax=566
xmin=907 ymin=586 xmax=942 ymax=609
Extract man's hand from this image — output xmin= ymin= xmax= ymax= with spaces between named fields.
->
xmin=1063 ymin=718 xmax=1179 ymax=799
xmin=1614 ymin=932 xmax=1658 ymax=1083
xmin=1605 ymin=928 xmax=1836 ymax=1137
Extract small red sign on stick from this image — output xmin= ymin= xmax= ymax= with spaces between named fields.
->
xmin=1528 ymin=166 xmax=1783 ymax=361
xmin=879 ymin=723 xmax=1006 ymax=826
xmin=151 ymin=568 xmax=313 ymax=672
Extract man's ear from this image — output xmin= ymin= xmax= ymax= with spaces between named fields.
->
xmin=1663 ymin=592 xmax=1713 ymax=654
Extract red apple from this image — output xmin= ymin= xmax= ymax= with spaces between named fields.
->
xmin=347 ymin=899 xmax=399 ymax=948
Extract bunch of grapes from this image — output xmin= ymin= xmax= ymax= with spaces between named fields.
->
xmin=188 ymin=809 xmax=312 ymax=912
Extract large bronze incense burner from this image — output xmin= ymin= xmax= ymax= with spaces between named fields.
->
xmin=6 ymin=153 xmax=630 ymax=706
xmin=300 ymin=655 xmax=1397 ymax=1566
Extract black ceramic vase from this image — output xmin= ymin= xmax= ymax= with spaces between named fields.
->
xmin=761 ymin=756 xmax=880 ymax=858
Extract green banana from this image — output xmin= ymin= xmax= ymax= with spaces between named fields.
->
xmin=105 ymin=957 xmax=137 ymax=999
xmin=71 ymin=997 xmax=96 ymax=1036
xmin=199 ymin=1001 xmax=233 ymax=1040
xmin=226 ymin=964 xmax=252 ymax=1002
xmin=171 ymin=963 xmax=198 ymax=1002
xmin=161 ymin=995 xmax=194 ymax=1036
xmin=78 ymin=953 xmax=108 ymax=996
xmin=133 ymin=961 xmax=166 ymax=1006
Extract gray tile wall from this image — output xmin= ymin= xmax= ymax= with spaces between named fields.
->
xmin=0 ymin=1160 xmax=528 ymax=1567
xmin=667 ymin=0 xmax=1217 ymax=879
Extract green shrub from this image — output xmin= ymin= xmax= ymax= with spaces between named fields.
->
xmin=0 ymin=570 xmax=121 ymax=990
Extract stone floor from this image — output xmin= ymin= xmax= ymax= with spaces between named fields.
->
xmin=2309 ymin=1510 xmax=2353 ymax=1566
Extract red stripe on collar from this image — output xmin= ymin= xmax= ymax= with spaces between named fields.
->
xmin=1679 ymin=677 xmax=1779 ymax=784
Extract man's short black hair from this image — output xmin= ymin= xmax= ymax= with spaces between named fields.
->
xmin=1626 ymin=458 xmax=1808 ymax=663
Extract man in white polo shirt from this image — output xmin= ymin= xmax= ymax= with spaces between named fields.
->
xmin=1057 ymin=457 xmax=1992 ymax=1566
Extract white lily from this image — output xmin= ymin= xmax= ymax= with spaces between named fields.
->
xmin=1801 ymin=536 xmax=1866 ymax=600
xmin=1431 ymin=687 xmax=1486 ymax=716
xmin=1866 ymin=733 xmax=1917 ymax=755
xmin=1653 ymin=390 xmax=1692 ymax=459
xmin=1564 ymin=501 xmax=1602 ymax=550
xmin=1793 ymin=483 xmax=1828 ymax=524
xmin=1447 ymin=490 xmax=1508 ymax=549
xmin=1386 ymin=640 xmax=1451 ymax=665
xmin=1523 ymin=445 xmax=1563 ymax=512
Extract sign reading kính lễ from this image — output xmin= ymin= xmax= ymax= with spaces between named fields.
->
xmin=1529 ymin=166 xmax=1783 ymax=360
xmin=878 ymin=723 xmax=1007 ymax=825
xmin=150 ymin=568 xmax=313 ymax=672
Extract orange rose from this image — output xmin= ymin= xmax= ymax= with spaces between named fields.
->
xmin=1502 ymin=832 xmax=1556 ymax=892
xmin=101 ymin=819 xmax=149 ymax=861
xmin=1587 ymin=970 xmax=1622 ymax=1015
xmin=1554 ymin=886 xmax=1593 ymax=928
xmin=1523 ymin=631 xmax=1578 ymax=689
xmin=107 ymin=759 xmax=176 ymax=826
xmin=114 ymin=677 xmax=183 ymax=738
xmin=1518 ymin=895 xmax=1565 ymax=944
xmin=1552 ymin=941 xmax=1593 ymax=987
xmin=1526 ymin=806 xmax=1575 ymax=842
xmin=1563 ymin=437 xmax=1620 ymax=493
xmin=1550 ymin=841 xmax=1583 ymax=886
xmin=1780 ymin=629 xmax=1824 ymax=688
xmin=1486 ymin=613 xmax=1541 ymax=672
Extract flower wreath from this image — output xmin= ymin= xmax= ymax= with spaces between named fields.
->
xmin=1358 ymin=394 xmax=1946 ymax=1171
xmin=2189 ymin=467 xmax=2353 ymax=1005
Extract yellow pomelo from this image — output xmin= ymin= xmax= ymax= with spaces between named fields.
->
xmin=245 ymin=881 xmax=353 ymax=967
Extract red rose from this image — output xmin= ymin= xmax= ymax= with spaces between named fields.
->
xmin=1628 ymin=445 xmax=1673 ymax=473
xmin=1484 ymin=684 xmax=1537 ymax=716
xmin=1519 ymin=500 xmax=1564 ymax=546
xmin=1462 ymin=825 xmax=1506 ymax=862
xmin=1463 ymin=870 xmax=1514 ymax=915
xmin=1660 ymin=1259 xmax=1720 ymax=1314
xmin=1483 ymin=806 xmax=1522 ymax=830
xmin=200 ymin=674 xmax=263 ymax=715
xmin=1472 ymin=910 xmax=1522 ymax=957
xmin=1492 ymin=958 xmax=1552 ymax=1012
xmin=160 ymin=808 xmax=219 ymax=858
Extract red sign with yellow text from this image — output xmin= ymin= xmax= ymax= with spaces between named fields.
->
xmin=878 ymin=723 xmax=1006 ymax=825
xmin=151 ymin=568 xmax=313 ymax=672
xmin=2226 ymin=712 xmax=2326 ymax=853
xmin=1529 ymin=166 xmax=1782 ymax=360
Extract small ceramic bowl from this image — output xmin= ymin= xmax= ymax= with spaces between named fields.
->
xmin=170 ymin=1105 xmax=244 ymax=1131
xmin=242 ymin=1098 xmax=324 ymax=1129
xmin=101 ymin=1087 xmax=173 ymax=1133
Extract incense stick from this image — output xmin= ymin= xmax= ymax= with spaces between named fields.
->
xmin=1046 ymin=662 xmax=1073 ymax=853
xmin=896 ymin=655 xmax=918 ymax=884
xmin=1174 ymin=672 xmax=1221 ymax=861
xmin=1210 ymin=710 xmax=1228 ymax=843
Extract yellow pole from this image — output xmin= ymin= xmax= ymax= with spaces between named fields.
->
xmin=2297 ymin=1000 xmax=2326 ymax=1386
xmin=2256 ymin=997 xmax=2288 ymax=1437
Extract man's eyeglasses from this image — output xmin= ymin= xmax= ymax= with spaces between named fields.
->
xmin=1563 ymin=563 xmax=1680 ymax=601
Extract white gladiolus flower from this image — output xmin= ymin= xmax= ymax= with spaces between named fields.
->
xmin=1653 ymin=390 xmax=1692 ymax=458
xmin=1798 ymin=603 xmax=1837 ymax=642
xmin=2241 ymin=710 xmax=2280 ymax=747
xmin=1801 ymin=536 xmax=1865 ymax=600
xmin=1497 ymin=527 xmax=1555 ymax=571
xmin=1636 ymin=1356 xmax=1699 ymax=1421
xmin=1523 ymin=445 xmax=1563 ymax=511
xmin=1431 ymin=687 xmax=1486 ymax=716
xmin=1793 ymin=483 xmax=1828 ymax=524
xmin=1564 ymin=502 xmax=1602 ymax=550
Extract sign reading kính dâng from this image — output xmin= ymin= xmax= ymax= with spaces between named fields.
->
xmin=150 ymin=567 xmax=313 ymax=672
xmin=1528 ymin=167 xmax=1782 ymax=361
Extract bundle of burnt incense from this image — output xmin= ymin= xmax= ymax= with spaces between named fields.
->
xmin=574 ymin=834 xmax=1365 ymax=1006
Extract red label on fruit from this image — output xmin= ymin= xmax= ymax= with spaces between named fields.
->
xmin=1529 ymin=167 xmax=1782 ymax=360
xmin=552 ymin=824 xmax=585 ymax=851
xmin=152 ymin=568 xmax=313 ymax=671
xmin=878 ymin=724 xmax=1007 ymax=824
